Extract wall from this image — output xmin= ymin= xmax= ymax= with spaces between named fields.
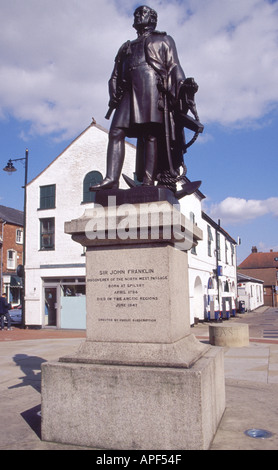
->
xmin=1 ymin=222 xmax=23 ymax=273
xmin=264 ymin=286 xmax=278 ymax=307
xmin=0 ymin=221 xmax=23 ymax=304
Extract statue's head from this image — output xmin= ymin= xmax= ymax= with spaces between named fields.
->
xmin=133 ymin=5 xmax=158 ymax=32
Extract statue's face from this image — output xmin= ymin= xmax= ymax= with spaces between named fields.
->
xmin=133 ymin=6 xmax=152 ymax=29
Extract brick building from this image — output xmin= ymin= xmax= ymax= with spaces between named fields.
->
xmin=0 ymin=205 xmax=24 ymax=305
xmin=238 ymin=246 xmax=278 ymax=307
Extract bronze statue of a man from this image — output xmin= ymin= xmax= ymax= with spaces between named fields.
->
xmin=91 ymin=5 xmax=202 ymax=193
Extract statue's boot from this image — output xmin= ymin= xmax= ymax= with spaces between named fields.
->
xmin=90 ymin=130 xmax=125 ymax=191
xmin=90 ymin=176 xmax=119 ymax=191
xmin=142 ymin=135 xmax=157 ymax=186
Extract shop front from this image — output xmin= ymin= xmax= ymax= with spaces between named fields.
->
xmin=43 ymin=277 xmax=86 ymax=329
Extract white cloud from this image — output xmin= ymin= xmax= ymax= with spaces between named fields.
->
xmin=257 ymin=241 xmax=278 ymax=251
xmin=208 ymin=196 xmax=278 ymax=225
xmin=0 ymin=0 xmax=278 ymax=140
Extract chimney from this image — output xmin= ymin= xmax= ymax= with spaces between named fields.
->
xmin=252 ymin=246 xmax=258 ymax=253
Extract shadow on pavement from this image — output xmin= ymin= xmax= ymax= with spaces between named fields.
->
xmin=9 ymin=354 xmax=47 ymax=392
xmin=21 ymin=404 xmax=42 ymax=440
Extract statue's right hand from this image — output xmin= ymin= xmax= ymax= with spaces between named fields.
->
xmin=108 ymin=98 xmax=118 ymax=109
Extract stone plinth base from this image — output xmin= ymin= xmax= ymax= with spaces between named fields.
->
xmin=61 ymin=334 xmax=209 ymax=368
xmin=41 ymin=200 xmax=225 ymax=450
xmin=41 ymin=345 xmax=225 ymax=450
xmin=209 ymin=323 xmax=249 ymax=347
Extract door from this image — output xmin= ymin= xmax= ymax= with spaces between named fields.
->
xmin=44 ymin=287 xmax=57 ymax=326
xmin=193 ymin=276 xmax=203 ymax=322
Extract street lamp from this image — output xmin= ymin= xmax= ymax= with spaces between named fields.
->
xmin=3 ymin=149 xmax=29 ymax=328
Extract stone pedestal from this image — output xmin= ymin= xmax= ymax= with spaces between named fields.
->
xmin=41 ymin=196 xmax=225 ymax=450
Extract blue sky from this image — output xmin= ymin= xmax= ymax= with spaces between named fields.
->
xmin=0 ymin=0 xmax=278 ymax=263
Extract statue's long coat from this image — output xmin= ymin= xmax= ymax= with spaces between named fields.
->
xmin=109 ymin=30 xmax=186 ymax=179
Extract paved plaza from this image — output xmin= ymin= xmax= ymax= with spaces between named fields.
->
xmin=0 ymin=306 xmax=278 ymax=450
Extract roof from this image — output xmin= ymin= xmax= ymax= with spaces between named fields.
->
xmin=26 ymin=119 xmax=206 ymax=202
xmin=26 ymin=119 xmax=136 ymax=187
xmin=237 ymin=272 xmax=264 ymax=284
xmin=237 ymin=267 xmax=276 ymax=286
xmin=0 ymin=205 xmax=24 ymax=226
xmin=202 ymin=211 xmax=237 ymax=244
xmin=239 ymin=251 xmax=278 ymax=269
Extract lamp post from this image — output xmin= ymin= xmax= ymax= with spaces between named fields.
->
xmin=3 ymin=149 xmax=29 ymax=328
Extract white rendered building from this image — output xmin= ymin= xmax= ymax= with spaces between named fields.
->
xmin=25 ymin=121 xmax=134 ymax=328
xmin=237 ymin=272 xmax=264 ymax=312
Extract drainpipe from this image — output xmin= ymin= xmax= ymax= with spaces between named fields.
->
xmin=0 ymin=221 xmax=7 ymax=293
xmin=215 ymin=220 xmax=221 ymax=318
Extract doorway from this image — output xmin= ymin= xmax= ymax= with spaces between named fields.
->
xmin=193 ymin=276 xmax=203 ymax=322
xmin=44 ymin=287 xmax=58 ymax=326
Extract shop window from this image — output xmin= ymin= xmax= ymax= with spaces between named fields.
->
xmin=10 ymin=287 xmax=20 ymax=305
xmin=62 ymin=284 xmax=86 ymax=297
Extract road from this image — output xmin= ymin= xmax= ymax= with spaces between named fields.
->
xmin=230 ymin=307 xmax=278 ymax=341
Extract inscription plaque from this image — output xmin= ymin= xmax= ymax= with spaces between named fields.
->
xmin=85 ymin=245 xmax=190 ymax=343
xmin=88 ymin=267 xmax=167 ymax=320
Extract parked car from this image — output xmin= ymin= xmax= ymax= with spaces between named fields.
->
xmin=8 ymin=305 xmax=22 ymax=325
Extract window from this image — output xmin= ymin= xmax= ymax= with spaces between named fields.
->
xmin=207 ymin=225 xmax=213 ymax=257
xmin=189 ymin=212 xmax=197 ymax=255
xmin=216 ymin=232 xmax=221 ymax=261
xmin=40 ymin=218 xmax=55 ymax=250
xmin=231 ymin=243 xmax=235 ymax=266
xmin=62 ymin=284 xmax=86 ymax=297
xmin=16 ymin=229 xmax=23 ymax=244
xmin=83 ymin=171 xmax=103 ymax=203
xmin=40 ymin=184 xmax=56 ymax=209
xmin=7 ymin=250 xmax=16 ymax=270
xmin=208 ymin=277 xmax=214 ymax=289
xmin=225 ymin=240 xmax=228 ymax=264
